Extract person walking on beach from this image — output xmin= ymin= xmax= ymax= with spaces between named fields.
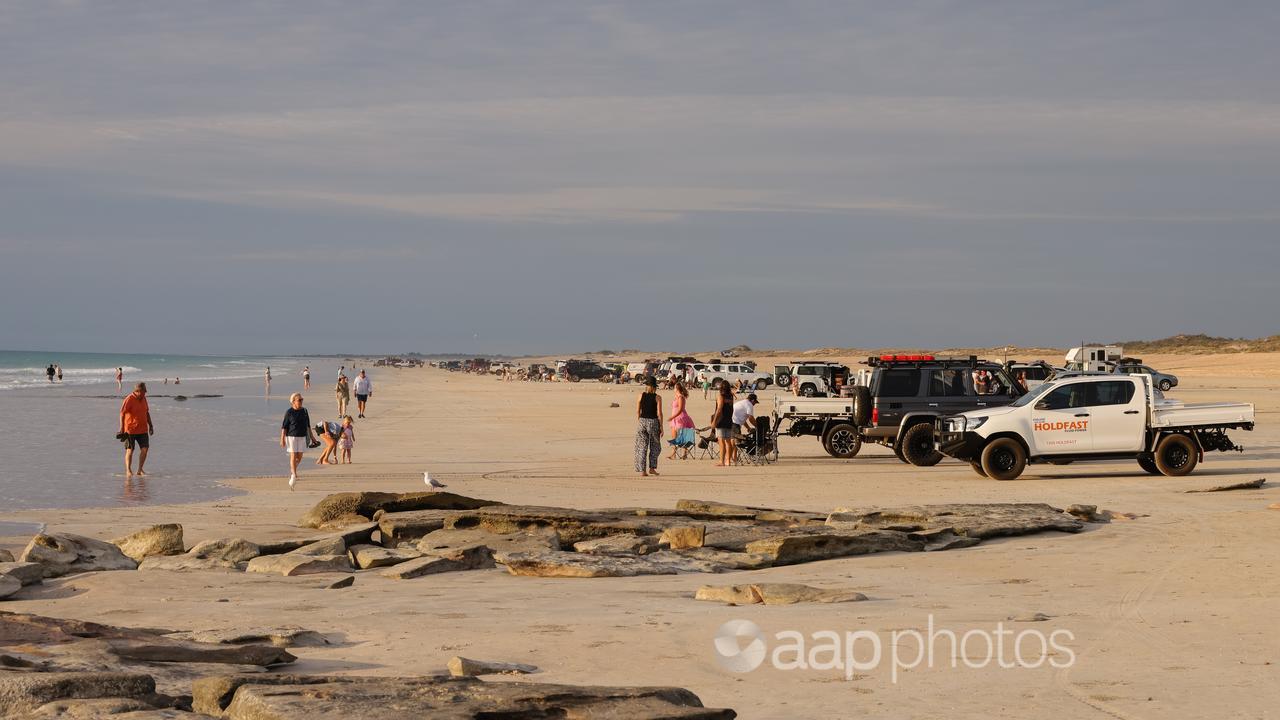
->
xmin=635 ymin=376 xmax=664 ymax=476
xmin=119 ymin=382 xmax=154 ymax=478
xmin=335 ymin=375 xmax=351 ymax=417
xmin=353 ymin=370 xmax=372 ymax=418
xmin=667 ymin=381 xmax=695 ymax=460
xmin=712 ymin=381 xmax=736 ymax=466
xmin=55 ymin=364 xmax=63 ymax=382
xmin=339 ymin=415 xmax=355 ymax=463
xmin=265 ymin=366 xmax=272 ymax=385
xmin=46 ymin=364 xmax=55 ymax=383
xmin=115 ymin=367 xmax=123 ymax=390
xmin=280 ymin=392 xmax=317 ymax=489
xmin=302 ymin=366 xmax=311 ymax=389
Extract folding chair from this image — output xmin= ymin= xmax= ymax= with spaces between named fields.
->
xmin=695 ymin=426 xmax=719 ymax=461
xmin=667 ymin=427 xmax=696 ymax=460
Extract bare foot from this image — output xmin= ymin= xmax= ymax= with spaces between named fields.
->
xmin=649 ymin=469 xmax=659 ymax=476
xmin=640 ymin=471 xmax=648 ymax=477
xmin=125 ymin=471 xmax=133 ymax=478
xmin=136 ymin=470 xmax=146 ymax=476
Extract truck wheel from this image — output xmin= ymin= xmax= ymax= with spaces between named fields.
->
xmin=755 ymin=379 xmax=769 ymax=390
xmin=568 ymin=375 xmax=580 ymax=383
xmin=893 ymin=442 xmax=908 ymax=463
xmin=1154 ymin=434 xmax=1198 ymax=476
xmin=800 ymin=384 xmax=817 ymax=397
xmin=822 ymin=423 xmax=862 ymax=459
xmin=970 ymin=461 xmax=988 ymax=478
xmin=775 ymin=373 xmax=791 ymax=388
xmin=1137 ymin=455 xmax=1161 ymax=475
xmin=1159 ymin=379 xmax=1173 ymax=391
xmin=981 ymin=438 xmax=1026 ymax=481
xmin=900 ymin=423 xmax=943 ymax=467
xmin=848 ymin=386 xmax=872 ymax=426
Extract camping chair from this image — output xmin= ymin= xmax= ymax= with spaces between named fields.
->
xmin=695 ymin=426 xmax=719 ymax=460
xmin=667 ymin=427 xmax=696 ymax=460
xmin=735 ymin=416 xmax=778 ymax=465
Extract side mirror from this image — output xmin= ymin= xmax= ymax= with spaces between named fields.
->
xmin=1034 ymin=401 xmax=1049 ymax=411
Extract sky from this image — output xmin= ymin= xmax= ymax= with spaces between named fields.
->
xmin=1 ymin=1 xmax=1278 ymax=356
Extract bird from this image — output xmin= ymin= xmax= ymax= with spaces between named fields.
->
xmin=424 ymin=472 xmax=446 ymax=491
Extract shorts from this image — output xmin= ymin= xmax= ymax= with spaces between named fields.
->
xmin=125 ymin=433 xmax=149 ymax=450
xmin=355 ymin=394 xmax=368 ymax=403
xmin=716 ymin=428 xmax=734 ymax=439
xmin=284 ymin=436 xmax=309 ymax=453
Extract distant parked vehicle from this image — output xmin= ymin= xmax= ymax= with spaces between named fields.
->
xmin=788 ymin=361 xmax=850 ymax=398
xmin=561 ymin=359 xmax=613 ymax=382
xmin=1005 ymin=361 xmax=1057 ymax=389
xmin=1114 ymin=363 xmax=1178 ymax=391
xmin=697 ymin=363 xmax=772 ymax=390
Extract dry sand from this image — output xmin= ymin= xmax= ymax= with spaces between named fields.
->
xmin=3 ymin=354 xmax=1279 ymax=719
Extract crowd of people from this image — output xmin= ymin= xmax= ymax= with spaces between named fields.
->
xmin=278 ymin=367 xmax=374 ymax=489
xmin=634 ymin=378 xmax=759 ymax=475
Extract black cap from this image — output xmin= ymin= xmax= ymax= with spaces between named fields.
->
xmin=747 ymin=393 xmax=758 ymax=403
xmin=644 ymin=376 xmax=658 ymax=387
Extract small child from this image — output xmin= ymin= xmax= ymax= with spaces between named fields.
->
xmin=339 ymin=415 xmax=355 ymax=464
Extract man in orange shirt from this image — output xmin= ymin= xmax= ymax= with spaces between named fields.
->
xmin=118 ymin=383 xmax=155 ymax=478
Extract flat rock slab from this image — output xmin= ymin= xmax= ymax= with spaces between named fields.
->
xmin=746 ymin=529 xmax=924 ymax=566
xmin=1185 ymin=478 xmax=1266 ymax=493
xmin=376 ymin=510 xmax=453 ymax=547
xmin=661 ymin=526 xmax=706 ymax=550
xmin=300 ymin=491 xmax=501 ymax=529
xmin=447 ymin=656 xmax=538 ymax=677
xmin=676 ymin=499 xmax=826 ymax=525
xmin=0 ymin=575 xmax=18 ymax=600
xmin=415 ymin=527 xmax=560 ymax=556
xmin=26 ymin=697 xmax=193 ymax=718
xmin=827 ymin=503 xmax=1084 ymax=539
xmin=245 ymin=554 xmax=352 ymax=577
xmin=695 ymin=583 xmax=868 ymax=605
xmin=19 ymin=533 xmax=138 ymax=578
xmin=0 ymin=671 xmax=157 ymax=717
xmin=167 ymin=626 xmax=328 ymax=648
xmin=443 ymin=506 xmax=668 ymax=545
xmin=496 ymin=549 xmax=766 ymax=577
xmin=202 ymin=674 xmax=734 ymax=719
xmin=100 ymin=638 xmax=296 ymax=667
xmin=287 ymin=536 xmax=347 ymax=557
xmin=573 ymin=534 xmax=660 ymax=555
xmin=0 ymin=562 xmax=44 ymax=587
xmin=139 ymin=555 xmax=244 ymax=572
xmin=348 ymin=544 xmax=422 ymax=569
xmin=380 ymin=546 xmax=494 ymax=579
xmin=111 ymin=524 xmax=185 ymax=563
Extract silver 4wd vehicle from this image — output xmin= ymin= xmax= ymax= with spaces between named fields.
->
xmin=788 ymin=361 xmax=850 ymax=397
xmin=936 ymin=373 xmax=1252 ymax=480
xmin=1114 ymin=363 xmax=1178 ymax=391
xmin=698 ymin=363 xmax=772 ymax=390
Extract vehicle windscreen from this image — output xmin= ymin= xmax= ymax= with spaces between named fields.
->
xmin=1009 ymin=381 xmax=1057 ymax=408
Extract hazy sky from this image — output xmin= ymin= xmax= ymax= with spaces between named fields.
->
xmin=2 ymin=1 xmax=1277 ymax=355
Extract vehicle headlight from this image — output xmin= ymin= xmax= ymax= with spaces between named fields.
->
xmin=946 ymin=417 xmax=967 ymax=432
xmin=967 ymin=416 xmax=988 ymax=430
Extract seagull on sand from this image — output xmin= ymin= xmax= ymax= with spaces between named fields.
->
xmin=424 ymin=472 xmax=446 ymax=491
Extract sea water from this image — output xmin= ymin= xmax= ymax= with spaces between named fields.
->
xmin=0 ymin=351 xmax=366 ymax=531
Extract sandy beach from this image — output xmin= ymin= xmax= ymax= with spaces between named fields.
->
xmin=2 ymin=353 xmax=1278 ymax=718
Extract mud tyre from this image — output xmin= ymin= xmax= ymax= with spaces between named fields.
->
xmin=981 ymin=438 xmax=1027 ymax=481
xmin=1154 ymin=433 xmax=1198 ymax=476
xmin=900 ymin=422 xmax=943 ymax=467
xmin=822 ymin=423 xmax=862 ymax=459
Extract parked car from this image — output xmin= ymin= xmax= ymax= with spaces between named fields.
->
xmin=774 ymin=355 xmax=1022 ymax=464
xmin=788 ymin=361 xmax=850 ymax=397
xmin=1005 ymin=360 xmax=1056 ymax=389
xmin=1114 ymin=363 xmax=1178 ymax=391
xmin=561 ymin=359 xmax=613 ymax=382
xmin=697 ymin=363 xmax=772 ymax=390
xmin=936 ymin=373 xmax=1252 ymax=480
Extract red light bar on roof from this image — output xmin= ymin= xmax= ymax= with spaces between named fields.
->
xmin=879 ymin=354 xmax=935 ymax=362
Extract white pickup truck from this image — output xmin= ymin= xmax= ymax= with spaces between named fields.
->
xmin=934 ymin=374 xmax=1253 ymax=480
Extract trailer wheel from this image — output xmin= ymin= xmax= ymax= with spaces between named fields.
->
xmin=1154 ymin=434 xmax=1198 ymax=476
xmin=901 ymin=423 xmax=943 ymax=466
xmin=1137 ymin=455 xmax=1161 ymax=475
xmin=822 ymin=423 xmax=862 ymax=459
xmin=970 ymin=461 xmax=988 ymax=478
xmin=1159 ymin=379 xmax=1173 ymax=392
xmin=981 ymin=438 xmax=1026 ymax=480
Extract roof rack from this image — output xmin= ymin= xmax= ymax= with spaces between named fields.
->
xmin=864 ymin=354 xmax=985 ymax=368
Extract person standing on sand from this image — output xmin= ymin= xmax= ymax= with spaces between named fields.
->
xmin=115 ymin=367 xmax=123 ymax=390
xmin=119 ymin=382 xmax=154 ymax=478
xmin=634 ymin=376 xmax=664 ymax=477
xmin=667 ymin=381 xmax=695 ymax=459
xmin=55 ymin=364 xmax=63 ymax=382
xmin=302 ymin=366 xmax=311 ymax=389
xmin=339 ymin=415 xmax=355 ymax=463
xmin=265 ymin=366 xmax=271 ymax=385
xmin=335 ymin=375 xmax=351 ymax=417
xmin=353 ymin=370 xmax=372 ymax=418
xmin=712 ymin=382 xmax=736 ymax=466
xmin=280 ymin=392 xmax=317 ymax=489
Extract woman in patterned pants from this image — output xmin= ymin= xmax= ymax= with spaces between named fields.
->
xmin=635 ymin=376 xmax=665 ymax=476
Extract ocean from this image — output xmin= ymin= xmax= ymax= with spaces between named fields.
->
xmin=0 ymin=351 xmax=363 ymax=533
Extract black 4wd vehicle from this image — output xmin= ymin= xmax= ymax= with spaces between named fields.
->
xmin=775 ymin=355 xmax=1023 ymax=465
